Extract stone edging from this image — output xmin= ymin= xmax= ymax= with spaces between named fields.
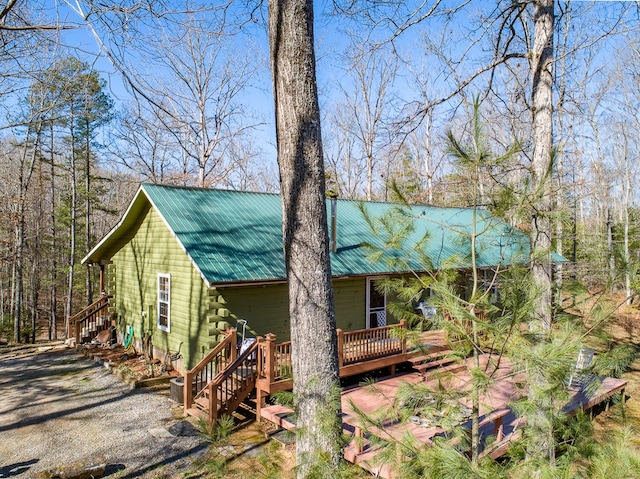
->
xmin=79 ymin=348 xmax=174 ymax=389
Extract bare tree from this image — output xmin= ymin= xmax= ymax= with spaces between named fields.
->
xmin=325 ymin=103 xmax=366 ymax=199
xmin=145 ymin=20 xmax=259 ymax=187
xmin=335 ymin=45 xmax=399 ymax=200
xmin=109 ymin=105 xmax=184 ymax=184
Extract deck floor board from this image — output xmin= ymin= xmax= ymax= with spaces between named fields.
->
xmin=260 ymin=352 xmax=627 ymax=479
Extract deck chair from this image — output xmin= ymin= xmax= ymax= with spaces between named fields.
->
xmin=568 ymin=347 xmax=595 ymax=391
xmin=416 ymin=301 xmax=437 ymax=319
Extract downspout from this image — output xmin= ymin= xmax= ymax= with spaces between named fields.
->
xmin=330 ymin=194 xmax=338 ymax=253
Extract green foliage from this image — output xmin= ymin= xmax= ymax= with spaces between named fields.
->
xmin=255 ymin=441 xmax=285 ymax=478
xmin=445 ymin=96 xmax=523 ymax=219
xmin=581 ymin=427 xmax=640 ymax=479
xmin=593 ymin=344 xmax=639 ymax=378
xmin=399 ymin=437 xmax=505 ymax=479
xmin=347 ymin=99 xmax=640 ymax=478
xmin=272 ymin=390 xmax=295 ymax=408
xmin=197 ymin=414 xmax=235 ymax=444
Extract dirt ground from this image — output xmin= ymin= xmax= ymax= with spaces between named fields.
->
xmin=0 ymin=345 xmax=209 ymax=478
xmin=0 ymin=343 xmax=301 ymax=479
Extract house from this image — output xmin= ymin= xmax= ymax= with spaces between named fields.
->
xmin=80 ymin=183 xmax=544 ymax=372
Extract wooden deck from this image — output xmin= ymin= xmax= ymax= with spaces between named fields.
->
xmin=260 ymin=353 xmax=627 ymax=478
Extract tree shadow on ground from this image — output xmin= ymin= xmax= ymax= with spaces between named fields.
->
xmin=0 ymin=459 xmax=39 ymax=478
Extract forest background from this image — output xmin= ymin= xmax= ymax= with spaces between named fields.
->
xmin=1 ymin=0 xmax=639 ymax=343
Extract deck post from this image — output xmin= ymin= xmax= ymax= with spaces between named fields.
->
xmin=400 ymin=319 xmax=407 ymax=354
xmin=255 ymin=336 xmax=266 ymax=421
xmin=184 ymin=368 xmax=194 ymax=413
xmin=74 ymin=320 xmax=80 ymax=346
xmin=265 ymin=333 xmax=277 ymax=386
xmin=209 ymin=381 xmax=217 ymax=426
xmin=354 ymin=425 xmax=363 ymax=454
xmin=229 ymin=328 xmax=237 ymax=363
xmin=337 ymin=328 xmax=344 ymax=369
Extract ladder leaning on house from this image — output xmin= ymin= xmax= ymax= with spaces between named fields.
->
xmin=183 ymin=328 xmax=259 ymax=425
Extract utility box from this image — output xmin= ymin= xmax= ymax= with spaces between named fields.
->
xmin=169 ymin=377 xmax=185 ymax=403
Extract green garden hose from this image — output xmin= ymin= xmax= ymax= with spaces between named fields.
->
xmin=124 ymin=325 xmax=134 ymax=351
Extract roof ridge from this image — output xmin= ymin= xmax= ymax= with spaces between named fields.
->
xmin=141 ymin=183 xmax=487 ymax=212
xmin=142 ymin=182 xmax=281 ymax=197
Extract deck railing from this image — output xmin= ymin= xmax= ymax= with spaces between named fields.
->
xmin=339 ymin=323 xmax=405 ymax=367
xmin=256 ymin=321 xmax=408 ymax=399
xmin=184 ymin=329 xmax=237 ymax=412
xmin=67 ymin=295 xmax=113 ymax=344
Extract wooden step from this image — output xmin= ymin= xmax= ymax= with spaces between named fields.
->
xmin=260 ymin=404 xmax=297 ymax=431
xmin=413 ymin=356 xmax=458 ymax=373
xmin=421 ymin=361 xmax=467 ymax=378
xmin=344 ymin=443 xmax=393 ymax=479
xmin=194 ymin=396 xmax=210 ymax=410
xmin=185 ymin=407 xmax=207 ymax=421
xmin=408 ymin=348 xmax=452 ymax=365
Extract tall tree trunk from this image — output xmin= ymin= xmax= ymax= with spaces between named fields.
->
xmin=30 ymin=252 xmax=39 ymax=344
xmin=528 ymin=0 xmax=556 ymax=473
xmin=13 ymin=133 xmax=39 ymax=343
xmin=50 ymin=124 xmax=58 ymax=340
xmin=268 ymin=0 xmax=342 ymax=475
xmin=85 ymin=121 xmax=92 ymax=305
xmin=424 ymin=110 xmax=433 ymax=205
xmin=366 ymin=152 xmax=373 ymax=201
xmin=623 ymin=161 xmax=631 ymax=302
xmin=607 ymin=208 xmax=614 ymax=287
xmin=13 ymin=214 xmax=23 ymax=343
xmin=66 ymin=115 xmax=77 ymax=336
xmin=530 ymin=0 xmax=554 ymax=331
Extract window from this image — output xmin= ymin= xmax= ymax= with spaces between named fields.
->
xmin=158 ymin=273 xmax=170 ymax=332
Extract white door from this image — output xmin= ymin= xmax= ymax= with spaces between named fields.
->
xmin=366 ymin=277 xmax=386 ymax=328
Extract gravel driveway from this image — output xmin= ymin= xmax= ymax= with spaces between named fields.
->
xmin=0 ymin=346 xmax=207 ymax=478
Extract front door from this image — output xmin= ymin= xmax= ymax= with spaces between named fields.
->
xmin=366 ymin=277 xmax=386 ymax=328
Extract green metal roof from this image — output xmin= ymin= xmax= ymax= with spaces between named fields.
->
xmin=84 ymin=183 xmax=557 ymax=285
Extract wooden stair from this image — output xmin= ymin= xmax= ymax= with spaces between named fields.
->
xmin=184 ymin=331 xmax=259 ymax=426
xmin=409 ymin=346 xmax=457 ymax=375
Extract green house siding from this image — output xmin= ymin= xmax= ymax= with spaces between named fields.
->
xmin=106 ymin=205 xmax=386 ymax=367
xmin=112 ymin=207 xmax=218 ymax=369
xmin=334 ymin=277 xmax=367 ymax=331
xmin=217 ymin=277 xmax=369 ymax=341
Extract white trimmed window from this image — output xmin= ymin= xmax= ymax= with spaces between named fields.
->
xmin=158 ymin=273 xmax=170 ymax=332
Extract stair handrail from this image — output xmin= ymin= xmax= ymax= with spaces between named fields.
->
xmin=212 ymin=336 xmax=260 ymax=385
xmin=184 ymin=329 xmax=236 ymax=411
xmin=205 ymin=337 xmax=261 ymax=424
xmin=67 ymin=295 xmax=113 ymax=341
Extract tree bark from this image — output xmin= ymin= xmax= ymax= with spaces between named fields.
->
xmin=268 ymin=0 xmax=342 ymax=475
xmin=66 ymin=111 xmax=77 ymax=337
xmin=528 ymin=1 xmax=556 ymax=471
xmin=85 ymin=119 xmax=92 ymax=305
xmin=530 ymin=0 xmax=554 ymax=331
xmin=49 ymin=124 xmax=57 ymax=340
